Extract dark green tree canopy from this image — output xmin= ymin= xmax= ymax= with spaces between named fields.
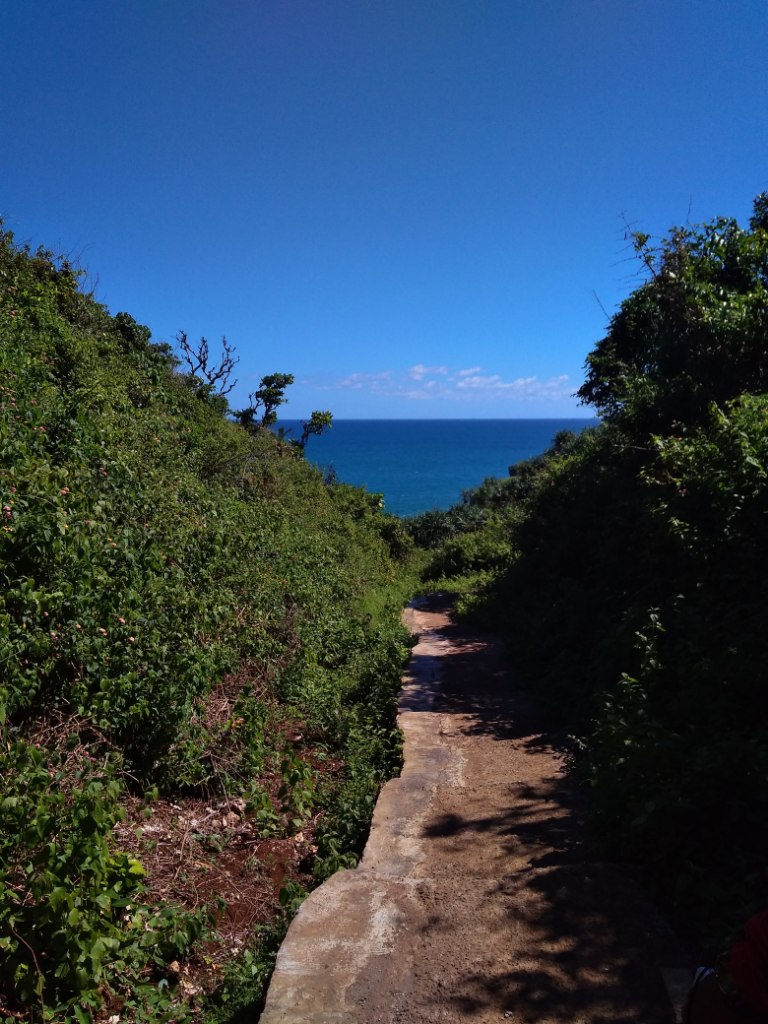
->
xmin=578 ymin=193 xmax=768 ymax=438
xmin=235 ymin=378 xmax=332 ymax=452
xmin=234 ymin=372 xmax=295 ymax=430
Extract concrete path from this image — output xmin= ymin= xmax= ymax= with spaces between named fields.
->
xmin=260 ymin=595 xmax=691 ymax=1023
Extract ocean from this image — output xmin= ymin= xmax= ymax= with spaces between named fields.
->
xmin=277 ymin=418 xmax=598 ymax=517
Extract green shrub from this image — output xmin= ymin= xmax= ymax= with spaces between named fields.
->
xmin=0 ymin=739 xmax=209 ymax=1020
xmin=0 ymin=223 xmax=415 ymax=1019
xmin=457 ymin=195 xmax=768 ymax=943
xmin=403 ymin=503 xmax=489 ymax=549
xmin=422 ymin=517 xmax=515 ymax=580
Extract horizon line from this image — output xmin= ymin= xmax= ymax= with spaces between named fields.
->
xmin=274 ymin=415 xmax=600 ymax=422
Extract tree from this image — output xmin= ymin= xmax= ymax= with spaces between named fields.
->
xmin=294 ymin=410 xmax=333 ymax=451
xmin=234 ymin=373 xmax=295 ymax=432
xmin=234 ymin=377 xmax=332 ymax=453
xmin=114 ymin=312 xmax=152 ymax=351
xmin=578 ymin=193 xmax=768 ymax=439
xmin=175 ymin=330 xmax=239 ymax=396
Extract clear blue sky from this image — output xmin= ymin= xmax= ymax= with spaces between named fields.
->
xmin=2 ymin=0 xmax=766 ymax=418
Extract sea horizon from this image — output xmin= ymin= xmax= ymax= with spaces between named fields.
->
xmin=277 ymin=417 xmax=600 ymax=517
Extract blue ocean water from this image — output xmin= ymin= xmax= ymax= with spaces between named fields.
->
xmin=277 ymin=419 xmax=598 ymax=517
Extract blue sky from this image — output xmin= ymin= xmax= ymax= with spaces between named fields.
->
xmin=2 ymin=0 xmax=766 ymax=418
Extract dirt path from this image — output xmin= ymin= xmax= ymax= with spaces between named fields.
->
xmin=260 ymin=595 xmax=692 ymax=1023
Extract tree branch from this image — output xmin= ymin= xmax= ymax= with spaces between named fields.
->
xmin=175 ymin=331 xmax=240 ymax=396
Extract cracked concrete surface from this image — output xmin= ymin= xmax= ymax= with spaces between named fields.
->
xmin=259 ymin=595 xmax=690 ymax=1023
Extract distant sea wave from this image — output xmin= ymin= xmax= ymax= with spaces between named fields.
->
xmin=276 ymin=418 xmax=599 ymax=517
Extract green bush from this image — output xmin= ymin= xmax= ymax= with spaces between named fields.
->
xmin=456 ymin=195 xmax=768 ymax=943
xmin=403 ymin=503 xmax=489 ymax=549
xmin=422 ymin=517 xmax=515 ymax=581
xmin=0 ymin=224 xmax=414 ymax=1019
xmin=0 ymin=740 xmax=209 ymax=1020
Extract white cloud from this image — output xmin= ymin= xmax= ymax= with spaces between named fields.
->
xmin=310 ymin=368 xmax=572 ymax=402
xmin=455 ymin=374 xmax=508 ymax=389
xmin=335 ymin=371 xmax=393 ymax=392
xmin=453 ymin=373 xmax=572 ymax=399
xmin=458 ymin=366 xmax=482 ymax=376
xmin=400 ymin=379 xmax=444 ymax=399
xmin=409 ymin=364 xmax=449 ymax=380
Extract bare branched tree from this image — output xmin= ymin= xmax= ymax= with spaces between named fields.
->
xmin=175 ymin=330 xmax=240 ymax=396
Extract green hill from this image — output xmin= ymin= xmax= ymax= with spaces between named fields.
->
xmin=0 ymin=227 xmax=414 ymax=1022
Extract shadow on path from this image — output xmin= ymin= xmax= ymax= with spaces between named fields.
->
xmin=408 ymin=593 xmax=689 ymax=1023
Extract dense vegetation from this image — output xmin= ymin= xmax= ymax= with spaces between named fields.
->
xmin=419 ymin=194 xmax=768 ymax=944
xmin=0 ymin=227 xmax=415 ymax=1023
xmin=6 ymin=188 xmax=766 ymax=1018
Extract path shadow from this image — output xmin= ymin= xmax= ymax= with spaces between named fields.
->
xmin=409 ymin=594 xmax=691 ymax=1022
xmin=419 ymin=779 xmax=686 ymax=1021
xmin=420 ymin=781 xmax=687 ymax=1021
xmin=443 ymin=861 xmax=687 ymax=1023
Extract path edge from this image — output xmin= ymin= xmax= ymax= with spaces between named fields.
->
xmin=258 ymin=600 xmax=446 ymax=1023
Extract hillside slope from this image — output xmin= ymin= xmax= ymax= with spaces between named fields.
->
xmin=0 ymin=228 xmax=414 ymax=1023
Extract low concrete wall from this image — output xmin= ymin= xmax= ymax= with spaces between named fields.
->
xmin=259 ymin=602 xmax=458 ymax=1023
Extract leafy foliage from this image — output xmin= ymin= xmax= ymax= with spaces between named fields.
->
xmin=234 ymin=374 xmax=295 ymax=430
xmin=0 ymin=225 xmax=414 ymax=1020
xmin=579 ymin=195 xmax=768 ymax=437
xmin=0 ymin=743 xmax=208 ymax=1021
xmin=423 ymin=193 xmax=768 ymax=944
xmin=295 ymin=410 xmax=333 ymax=452
xmin=421 ymin=517 xmax=516 ymax=582
xmin=403 ymin=502 xmax=489 ymax=549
